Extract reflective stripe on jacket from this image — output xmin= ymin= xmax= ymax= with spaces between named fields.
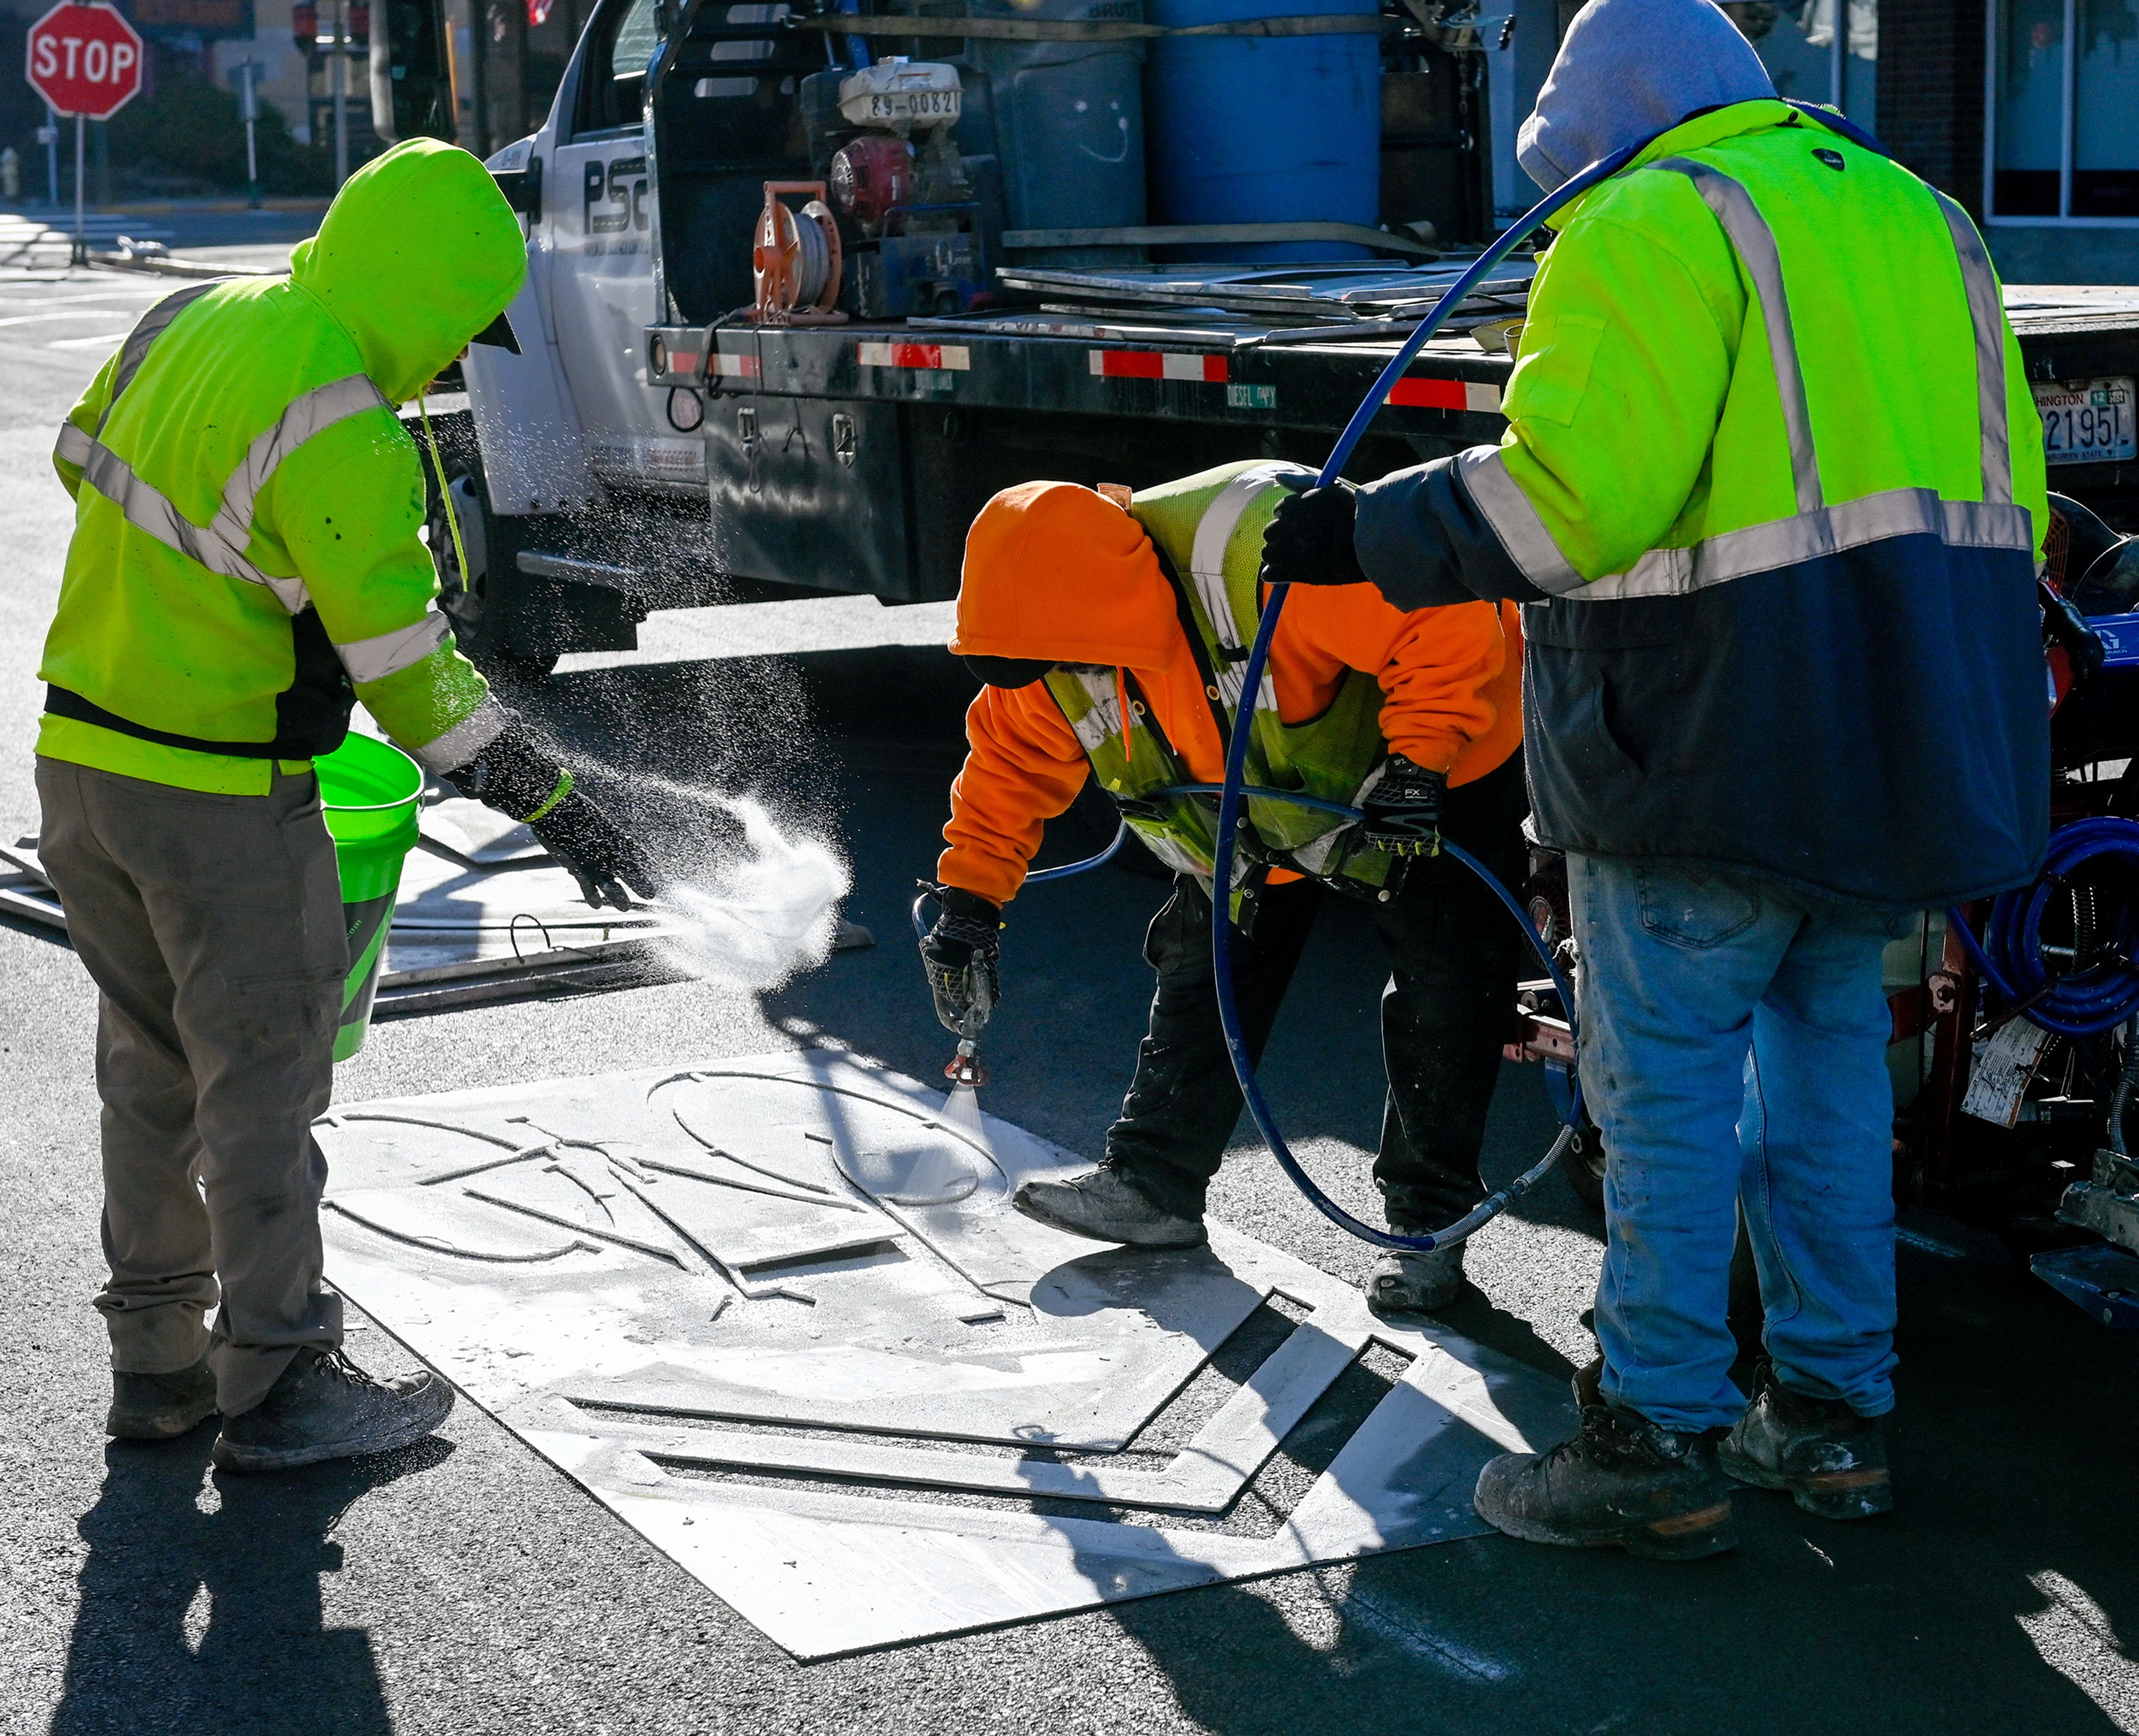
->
xmin=40 ymin=139 xmax=522 ymax=794
xmin=1354 ymin=101 xmax=2050 ymax=907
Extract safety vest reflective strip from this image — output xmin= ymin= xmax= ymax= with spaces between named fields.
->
xmin=1186 ymin=462 xmax=1307 ymax=711
xmin=1175 ymin=462 xmax=1388 ymax=836
xmin=1056 ymin=662 xmax=1232 ymax=881
xmin=52 ymin=288 xmax=459 ymax=695
xmin=1060 ymin=667 xmax=1124 ymax=754
xmin=1052 ymin=468 xmax=1397 ymax=888
xmin=407 ymin=700 xmax=507 ymax=772
xmin=1456 ymin=162 xmax=2037 ymax=602
xmin=110 ymin=279 xmax=219 ymax=398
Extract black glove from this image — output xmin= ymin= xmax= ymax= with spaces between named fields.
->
xmin=1360 ymin=755 xmax=1446 ymax=857
xmin=919 ymin=884 xmax=1001 ymax=1039
xmin=1259 ymin=484 xmax=1368 ymax=589
xmin=441 ymin=717 xmax=562 ymax=816
xmin=443 ymin=720 xmax=659 ymax=909
xmin=530 ymin=791 xmax=662 ymax=909
xmin=2043 ymin=584 xmax=2107 ymax=690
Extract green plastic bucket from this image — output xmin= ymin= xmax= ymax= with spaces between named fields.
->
xmin=316 ymin=735 xmax=423 ymax=1062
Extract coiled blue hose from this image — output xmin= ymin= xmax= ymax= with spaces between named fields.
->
xmin=1946 ymin=816 xmax=2139 ymax=1038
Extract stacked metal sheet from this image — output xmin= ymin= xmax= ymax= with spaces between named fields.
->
xmin=988 ymin=253 xmax=1536 ymax=340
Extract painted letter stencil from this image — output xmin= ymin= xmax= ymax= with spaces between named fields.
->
xmin=316 ymin=1049 xmax=1569 ymax=1657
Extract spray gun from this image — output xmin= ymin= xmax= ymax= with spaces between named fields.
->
xmin=914 ymin=881 xmax=999 ymax=1089
xmin=946 ymin=1023 xmax=988 ymax=1089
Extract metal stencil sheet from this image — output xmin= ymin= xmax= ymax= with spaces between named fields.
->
xmin=316 ymin=1050 xmax=1570 ymax=1658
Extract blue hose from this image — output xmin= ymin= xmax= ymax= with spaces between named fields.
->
xmin=1150 ymin=783 xmax=1579 ymax=1022
xmin=1026 ymin=819 xmax=1128 ymax=884
xmin=944 ymin=144 xmax=1651 ymax=1250
xmin=1946 ymin=816 xmax=2139 ymax=1039
xmin=1204 ymin=144 xmax=1653 ymax=1253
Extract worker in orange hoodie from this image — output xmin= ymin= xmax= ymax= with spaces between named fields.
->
xmin=920 ymin=463 xmax=1527 ymax=1311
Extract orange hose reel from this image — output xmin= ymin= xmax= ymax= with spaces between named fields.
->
xmin=751 ymin=181 xmax=846 ymax=326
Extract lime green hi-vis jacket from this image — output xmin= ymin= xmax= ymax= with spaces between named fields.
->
xmin=1352 ymin=101 xmax=2051 ymax=908
xmin=39 ymin=138 xmax=526 ymax=794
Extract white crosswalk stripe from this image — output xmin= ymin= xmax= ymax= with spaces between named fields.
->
xmin=0 ymin=214 xmax=176 ymax=268
xmin=0 ymin=261 xmax=173 ymax=355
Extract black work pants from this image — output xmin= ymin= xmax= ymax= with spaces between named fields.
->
xmin=1104 ymin=750 xmax=1528 ymax=1229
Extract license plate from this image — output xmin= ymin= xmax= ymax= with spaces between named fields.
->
xmin=865 ymin=89 xmax=961 ymax=125
xmin=2036 ymin=376 xmax=2137 ymax=466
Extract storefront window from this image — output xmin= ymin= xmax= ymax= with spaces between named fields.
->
xmin=1732 ymin=1 xmax=1878 ymax=129
xmin=1997 ymin=0 xmax=2067 ymax=215
xmin=2074 ymin=0 xmax=2139 ymax=217
xmin=1991 ymin=0 xmax=2139 ymax=223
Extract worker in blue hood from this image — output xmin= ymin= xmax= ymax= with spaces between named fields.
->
xmin=1512 ymin=0 xmax=1772 ymax=193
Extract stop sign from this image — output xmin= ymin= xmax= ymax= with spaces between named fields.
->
xmin=25 ymin=1 xmax=143 ymax=121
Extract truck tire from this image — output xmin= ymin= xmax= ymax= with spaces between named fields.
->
xmin=423 ymin=448 xmax=563 ymax=689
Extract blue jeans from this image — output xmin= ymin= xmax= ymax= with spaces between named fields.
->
xmin=1567 ymin=853 xmax=1907 ymax=1432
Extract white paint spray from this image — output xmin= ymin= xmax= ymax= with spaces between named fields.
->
xmin=939 ymin=1079 xmax=987 ymax=1138
xmin=649 ymin=795 xmax=851 ymax=991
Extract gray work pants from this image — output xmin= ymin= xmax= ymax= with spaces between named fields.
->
xmin=37 ymin=757 xmax=349 ymax=1416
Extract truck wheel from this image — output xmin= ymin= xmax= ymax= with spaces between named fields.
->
xmin=424 ymin=456 xmax=561 ymax=689
xmin=1561 ymin=1114 xmax=1607 ymax=1212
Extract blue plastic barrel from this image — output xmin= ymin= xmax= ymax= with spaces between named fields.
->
xmin=1145 ymin=0 xmax=1379 ymax=260
xmin=953 ymin=0 xmax=1150 ymax=266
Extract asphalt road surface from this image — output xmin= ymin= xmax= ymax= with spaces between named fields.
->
xmin=3 ymin=263 xmax=2138 ymax=1736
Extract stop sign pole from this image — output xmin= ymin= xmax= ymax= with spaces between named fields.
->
xmin=24 ymin=2 xmax=145 ymax=265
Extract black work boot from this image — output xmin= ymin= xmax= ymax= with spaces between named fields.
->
xmin=1721 ymin=1359 xmax=1893 ymax=1521
xmin=211 ymin=1347 xmax=454 ymax=1474
xmin=108 ymin=1354 xmax=219 ymax=1440
xmin=1012 ymin=1165 xmax=1207 ymax=1249
xmin=1473 ymin=1359 xmax=1737 ymax=1561
xmin=1364 ymin=1244 xmax=1464 ymax=1314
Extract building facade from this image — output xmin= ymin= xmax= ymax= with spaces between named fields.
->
xmin=1487 ymin=0 xmax=2139 ymax=284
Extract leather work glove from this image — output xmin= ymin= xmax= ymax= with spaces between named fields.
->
xmin=2042 ymin=585 xmax=2106 ymax=689
xmin=443 ymin=721 xmax=661 ymax=910
xmin=919 ymin=884 xmax=1002 ymax=1039
xmin=1259 ymin=483 xmax=1368 ymax=589
xmin=1361 ymin=755 xmax=1447 ymax=857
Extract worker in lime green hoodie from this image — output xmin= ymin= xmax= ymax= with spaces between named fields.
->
xmin=37 ymin=139 xmax=662 ymax=1473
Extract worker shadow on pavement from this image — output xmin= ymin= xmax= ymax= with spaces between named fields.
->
xmin=48 ymin=1429 xmax=452 ymax=1736
xmin=1015 ymin=1336 xmax=1556 ymax=1736
xmin=1073 ymin=1262 xmax=2139 ymax=1736
xmin=1080 ymin=1228 xmax=2139 ymax=1736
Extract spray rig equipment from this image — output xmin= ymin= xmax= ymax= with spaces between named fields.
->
xmin=818 ymin=60 xmax=992 ymax=320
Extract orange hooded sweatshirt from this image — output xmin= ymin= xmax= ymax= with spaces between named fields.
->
xmin=939 ymin=481 xmax=1523 ymax=906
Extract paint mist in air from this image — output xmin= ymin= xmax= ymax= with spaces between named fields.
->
xmin=652 ymin=793 xmax=852 ymax=991
xmin=516 ymin=615 xmax=851 ymax=994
